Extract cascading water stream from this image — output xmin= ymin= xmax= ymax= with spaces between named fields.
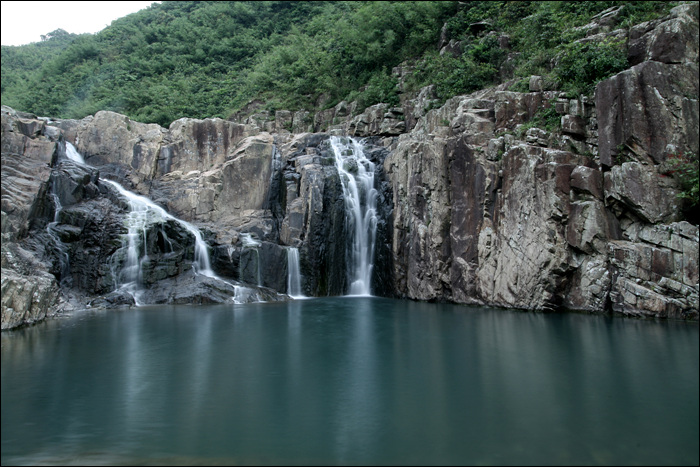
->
xmin=65 ymin=142 xmax=86 ymax=164
xmin=46 ymin=183 xmax=70 ymax=284
xmin=286 ymin=247 xmax=305 ymax=299
xmin=104 ymin=179 xmax=216 ymax=281
xmin=330 ymin=136 xmax=378 ymax=296
xmin=44 ymin=142 xmax=291 ymax=305
xmin=45 ymin=142 xmax=87 ymax=284
xmin=240 ymin=233 xmax=262 ymax=287
xmin=63 ymin=142 xmax=216 ymax=284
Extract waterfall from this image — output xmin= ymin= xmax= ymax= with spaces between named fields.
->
xmin=330 ymin=136 xmax=378 ymax=296
xmin=287 ymin=247 xmax=305 ymax=299
xmin=240 ymin=233 xmax=262 ymax=287
xmin=65 ymin=142 xmax=85 ymax=164
xmin=104 ymin=180 xmax=216 ymax=303
xmin=46 ymin=180 xmax=70 ymax=284
xmin=227 ymin=245 xmax=235 ymax=263
xmin=46 ymin=144 xmax=85 ymax=284
xmin=44 ymin=143 xmax=288 ymax=305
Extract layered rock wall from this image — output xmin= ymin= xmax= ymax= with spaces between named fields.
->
xmin=382 ymin=3 xmax=698 ymax=318
xmin=1 ymin=107 xmax=63 ymax=329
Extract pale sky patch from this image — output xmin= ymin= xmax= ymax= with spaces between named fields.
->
xmin=1 ymin=1 xmax=159 ymax=46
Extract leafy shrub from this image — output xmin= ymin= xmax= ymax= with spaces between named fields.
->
xmin=346 ymin=70 xmax=400 ymax=109
xmin=411 ymin=50 xmax=498 ymax=102
xmin=555 ymin=38 xmax=628 ymax=97
xmin=0 ymin=1 xmax=678 ymax=125
xmin=516 ymin=102 xmax=561 ymax=138
xmin=508 ymin=78 xmax=530 ymax=93
xmin=664 ymin=152 xmax=699 ymax=209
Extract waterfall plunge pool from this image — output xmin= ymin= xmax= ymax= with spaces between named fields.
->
xmin=2 ymin=297 xmax=698 ymax=466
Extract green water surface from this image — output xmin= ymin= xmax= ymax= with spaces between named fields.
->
xmin=2 ymin=297 xmax=698 ymax=465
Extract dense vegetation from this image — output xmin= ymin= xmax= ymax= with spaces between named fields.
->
xmin=1 ymin=1 xmax=676 ymax=127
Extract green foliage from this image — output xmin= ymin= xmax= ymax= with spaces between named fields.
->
xmin=0 ymin=0 xmax=679 ymax=126
xmin=509 ymin=1 xmax=672 ymax=90
xmin=346 ymin=70 xmax=400 ymax=109
xmin=508 ymin=77 xmax=530 ymax=93
xmin=664 ymin=152 xmax=699 ymax=210
xmin=410 ymin=50 xmax=498 ymax=102
xmin=615 ymin=143 xmax=631 ymax=165
xmin=2 ymin=1 xmax=453 ymax=125
xmin=516 ymin=102 xmax=561 ymax=138
xmin=616 ymin=1 xmax=676 ymax=28
xmin=1 ymin=28 xmax=81 ymax=108
xmin=409 ymin=30 xmax=507 ymax=102
xmin=555 ymin=38 xmax=628 ymax=97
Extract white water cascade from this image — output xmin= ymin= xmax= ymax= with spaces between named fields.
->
xmin=45 ymin=142 xmax=87 ymax=284
xmin=48 ymin=143 xmax=287 ymax=305
xmin=104 ymin=180 xmax=216 ymax=302
xmin=330 ymin=136 xmax=378 ymax=296
xmin=286 ymin=247 xmax=305 ymax=299
xmin=46 ymin=182 xmax=70 ymax=283
xmin=65 ymin=142 xmax=86 ymax=164
xmin=240 ymin=233 xmax=262 ymax=287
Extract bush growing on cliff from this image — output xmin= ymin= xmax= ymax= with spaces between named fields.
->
xmin=410 ymin=50 xmax=498 ymax=102
xmin=515 ymin=102 xmax=561 ymax=138
xmin=555 ymin=38 xmax=628 ymax=97
xmin=665 ymin=152 xmax=700 ymax=210
xmin=345 ymin=70 xmax=400 ymax=109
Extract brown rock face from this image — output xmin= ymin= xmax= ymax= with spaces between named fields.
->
xmin=1 ymin=250 xmax=60 ymax=330
xmin=1 ymin=108 xmax=56 ymax=240
xmin=628 ymin=3 xmax=700 ymax=66
xmin=596 ymin=61 xmax=699 ymax=168
xmin=381 ymin=3 xmax=698 ymax=318
xmin=604 ymin=162 xmax=681 ymax=224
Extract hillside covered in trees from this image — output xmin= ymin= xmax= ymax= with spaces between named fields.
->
xmin=1 ymin=1 xmax=677 ymax=127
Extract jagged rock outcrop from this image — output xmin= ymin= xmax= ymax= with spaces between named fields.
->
xmin=1 ymin=107 xmax=296 ymax=328
xmin=382 ymin=2 xmax=698 ymax=318
xmin=608 ymin=221 xmax=698 ymax=318
xmin=1 ymin=106 xmax=64 ymax=329
xmin=597 ymin=60 xmax=698 ymax=168
xmin=1 ymin=241 xmax=61 ymax=330
xmin=3 ymin=99 xmax=399 ymax=326
xmin=1 ymin=106 xmax=57 ymax=240
xmin=627 ymin=2 xmax=699 ymax=66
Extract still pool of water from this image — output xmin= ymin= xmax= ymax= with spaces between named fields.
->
xmin=2 ymin=297 xmax=698 ymax=465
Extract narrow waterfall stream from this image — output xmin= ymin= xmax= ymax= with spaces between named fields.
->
xmin=240 ymin=233 xmax=262 ymax=287
xmin=58 ymin=143 xmax=219 ymax=303
xmin=287 ymin=247 xmax=305 ymax=298
xmin=65 ymin=142 xmax=86 ymax=164
xmin=104 ymin=180 xmax=216 ymax=278
xmin=330 ymin=136 xmax=378 ymax=296
xmin=45 ymin=143 xmax=87 ymax=284
xmin=46 ymin=181 xmax=70 ymax=284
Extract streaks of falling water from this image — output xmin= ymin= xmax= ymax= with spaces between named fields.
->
xmin=240 ymin=233 xmax=262 ymax=287
xmin=330 ymin=136 xmax=378 ymax=296
xmin=65 ymin=142 xmax=85 ymax=164
xmin=287 ymin=247 xmax=305 ymax=299
xmin=46 ymin=179 xmax=70 ymax=284
xmin=103 ymin=180 xmax=217 ymax=304
xmin=45 ymin=141 xmax=86 ymax=284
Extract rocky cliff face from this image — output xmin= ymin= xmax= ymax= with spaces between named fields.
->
xmin=2 ymin=3 xmax=698 ymax=329
xmin=382 ymin=3 xmax=698 ymax=318
xmin=2 ymin=108 xmax=63 ymax=329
